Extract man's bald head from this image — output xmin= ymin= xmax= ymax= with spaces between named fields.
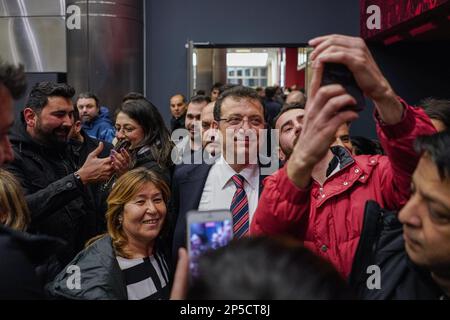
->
xmin=286 ymin=90 xmax=306 ymax=106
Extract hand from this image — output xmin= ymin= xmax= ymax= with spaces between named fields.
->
xmin=77 ymin=142 xmax=114 ymax=184
xmin=287 ymin=59 xmax=359 ymax=188
xmin=308 ymin=34 xmax=404 ymax=125
xmin=170 ymin=248 xmax=189 ymax=300
xmin=110 ymin=148 xmax=132 ymax=177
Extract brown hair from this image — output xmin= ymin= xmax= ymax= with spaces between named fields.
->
xmin=103 ymin=168 xmax=170 ymax=258
xmin=0 ymin=169 xmax=30 ymax=231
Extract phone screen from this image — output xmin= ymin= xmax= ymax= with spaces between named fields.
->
xmin=188 ymin=218 xmax=233 ymax=278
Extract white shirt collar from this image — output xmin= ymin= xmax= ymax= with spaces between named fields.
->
xmin=214 ymin=155 xmax=259 ymax=190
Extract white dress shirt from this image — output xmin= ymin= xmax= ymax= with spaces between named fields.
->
xmin=198 ymin=156 xmax=260 ymax=223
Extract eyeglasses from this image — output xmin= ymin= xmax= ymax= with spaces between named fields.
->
xmin=115 ymin=125 xmax=137 ymax=134
xmin=219 ymin=115 xmax=265 ymax=128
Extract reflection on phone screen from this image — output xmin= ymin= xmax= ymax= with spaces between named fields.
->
xmin=189 ymin=220 xmax=233 ymax=278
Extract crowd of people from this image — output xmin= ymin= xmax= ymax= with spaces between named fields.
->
xmin=0 ymin=34 xmax=449 ymax=300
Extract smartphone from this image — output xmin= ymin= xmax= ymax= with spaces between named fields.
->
xmin=113 ymin=138 xmax=132 ymax=153
xmin=186 ymin=210 xmax=234 ymax=278
xmin=321 ymin=63 xmax=366 ymax=112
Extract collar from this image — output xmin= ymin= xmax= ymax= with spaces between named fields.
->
xmin=214 ymin=155 xmax=259 ymax=190
xmin=137 ymin=145 xmax=151 ymax=155
xmin=330 ymin=145 xmax=354 ymax=168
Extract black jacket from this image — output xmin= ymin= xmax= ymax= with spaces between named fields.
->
xmin=6 ymin=121 xmax=107 ymax=267
xmin=47 ymin=235 xmax=128 ymax=300
xmin=47 ymin=235 xmax=171 ymax=300
xmin=170 ymin=114 xmax=186 ymax=132
xmin=69 ymin=129 xmax=113 ymax=168
xmin=69 ymin=130 xmax=113 ymax=233
xmin=349 ymin=200 xmax=448 ymax=300
xmin=133 ymin=145 xmax=173 ymax=186
xmin=0 ymin=225 xmax=65 ymax=299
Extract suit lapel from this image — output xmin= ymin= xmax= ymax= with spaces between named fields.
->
xmin=179 ymin=164 xmax=213 ymax=213
xmin=180 ymin=164 xmax=267 ymax=208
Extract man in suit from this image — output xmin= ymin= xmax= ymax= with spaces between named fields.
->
xmin=171 ymin=86 xmax=275 ymax=260
xmin=170 ymin=94 xmax=188 ymax=132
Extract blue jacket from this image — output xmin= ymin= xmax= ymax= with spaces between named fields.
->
xmin=82 ymin=106 xmax=116 ymax=143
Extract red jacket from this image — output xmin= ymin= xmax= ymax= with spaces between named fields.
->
xmin=250 ymin=104 xmax=436 ymax=278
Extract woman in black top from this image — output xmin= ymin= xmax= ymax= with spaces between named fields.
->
xmin=109 ymin=94 xmax=174 ymax=187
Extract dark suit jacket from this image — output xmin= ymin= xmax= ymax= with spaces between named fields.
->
xmin=170 ymin=162 xmax=269 ymax=262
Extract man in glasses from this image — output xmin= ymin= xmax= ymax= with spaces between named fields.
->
xmin=171 ymin=86 xmax=271 ymax=260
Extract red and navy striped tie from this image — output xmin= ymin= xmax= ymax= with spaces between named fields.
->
xmin=230 ymin=174 xmax=249 ymax=238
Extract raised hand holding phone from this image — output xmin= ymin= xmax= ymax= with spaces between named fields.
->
xmin=320 ymin=63 xmax=366 ymax=112
xmin=309 ymin=34 xmax=404 ymax=125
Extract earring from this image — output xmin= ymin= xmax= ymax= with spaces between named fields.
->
xmin=118 ymin=216 xmax=123 ymax=225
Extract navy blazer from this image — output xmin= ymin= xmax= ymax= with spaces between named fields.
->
xmin=170 ymin=162 xmax=269 ymax=262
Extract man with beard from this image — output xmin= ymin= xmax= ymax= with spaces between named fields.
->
xmin=6 ymin=81 xmax=115 ymax=269
xmin=251 ymin=34 xmax=437 ymax=279
xmin=76 ymin=92 xmax=115 ymax=143
xmin=273 ymin=103 xmax=305 ymax=163
xmin=274 ymin=102 xmax=352 ymax=163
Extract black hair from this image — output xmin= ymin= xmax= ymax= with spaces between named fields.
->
xmin=415 ymin=130 xmax=450 ymax=180
xmin=117 ymin=96 xmax=174 ymax=168
xmin=72 ymin=103 xmax=80 ymax=122
xmin=419 ymin=97 xmax=450 ymax=130
xmin=351 ymin=136 xmax=385 ymax=156
xmin=189 ymin=94 xmax=211 ymax=105
xmin=26 ymin=82 xmax=75 ymax=114
xmin=188 ymin=236 xmax=353 ymax=300
xmin=210 ymin=82 xmax=223 ymax=92
xmin=264 ymin=86 xmax=277 ymax=99
xmin=122 ymin=92 xmax=145 ymax=102
xmin=76 ymin=92 xmax=99 ymax=108
xmin=0 ymin=59 xmax=27 ymax=99
xmin=213 ymin=85 xmax=263 ymax=122
xmin=272 ymin=102 xmax=305 ymax=129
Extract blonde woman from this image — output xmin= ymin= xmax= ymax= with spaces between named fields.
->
xmin=48 ymin=168 xmax=172 ymax=300
xmin=0 ymin=169 xmax=30 ymax=231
